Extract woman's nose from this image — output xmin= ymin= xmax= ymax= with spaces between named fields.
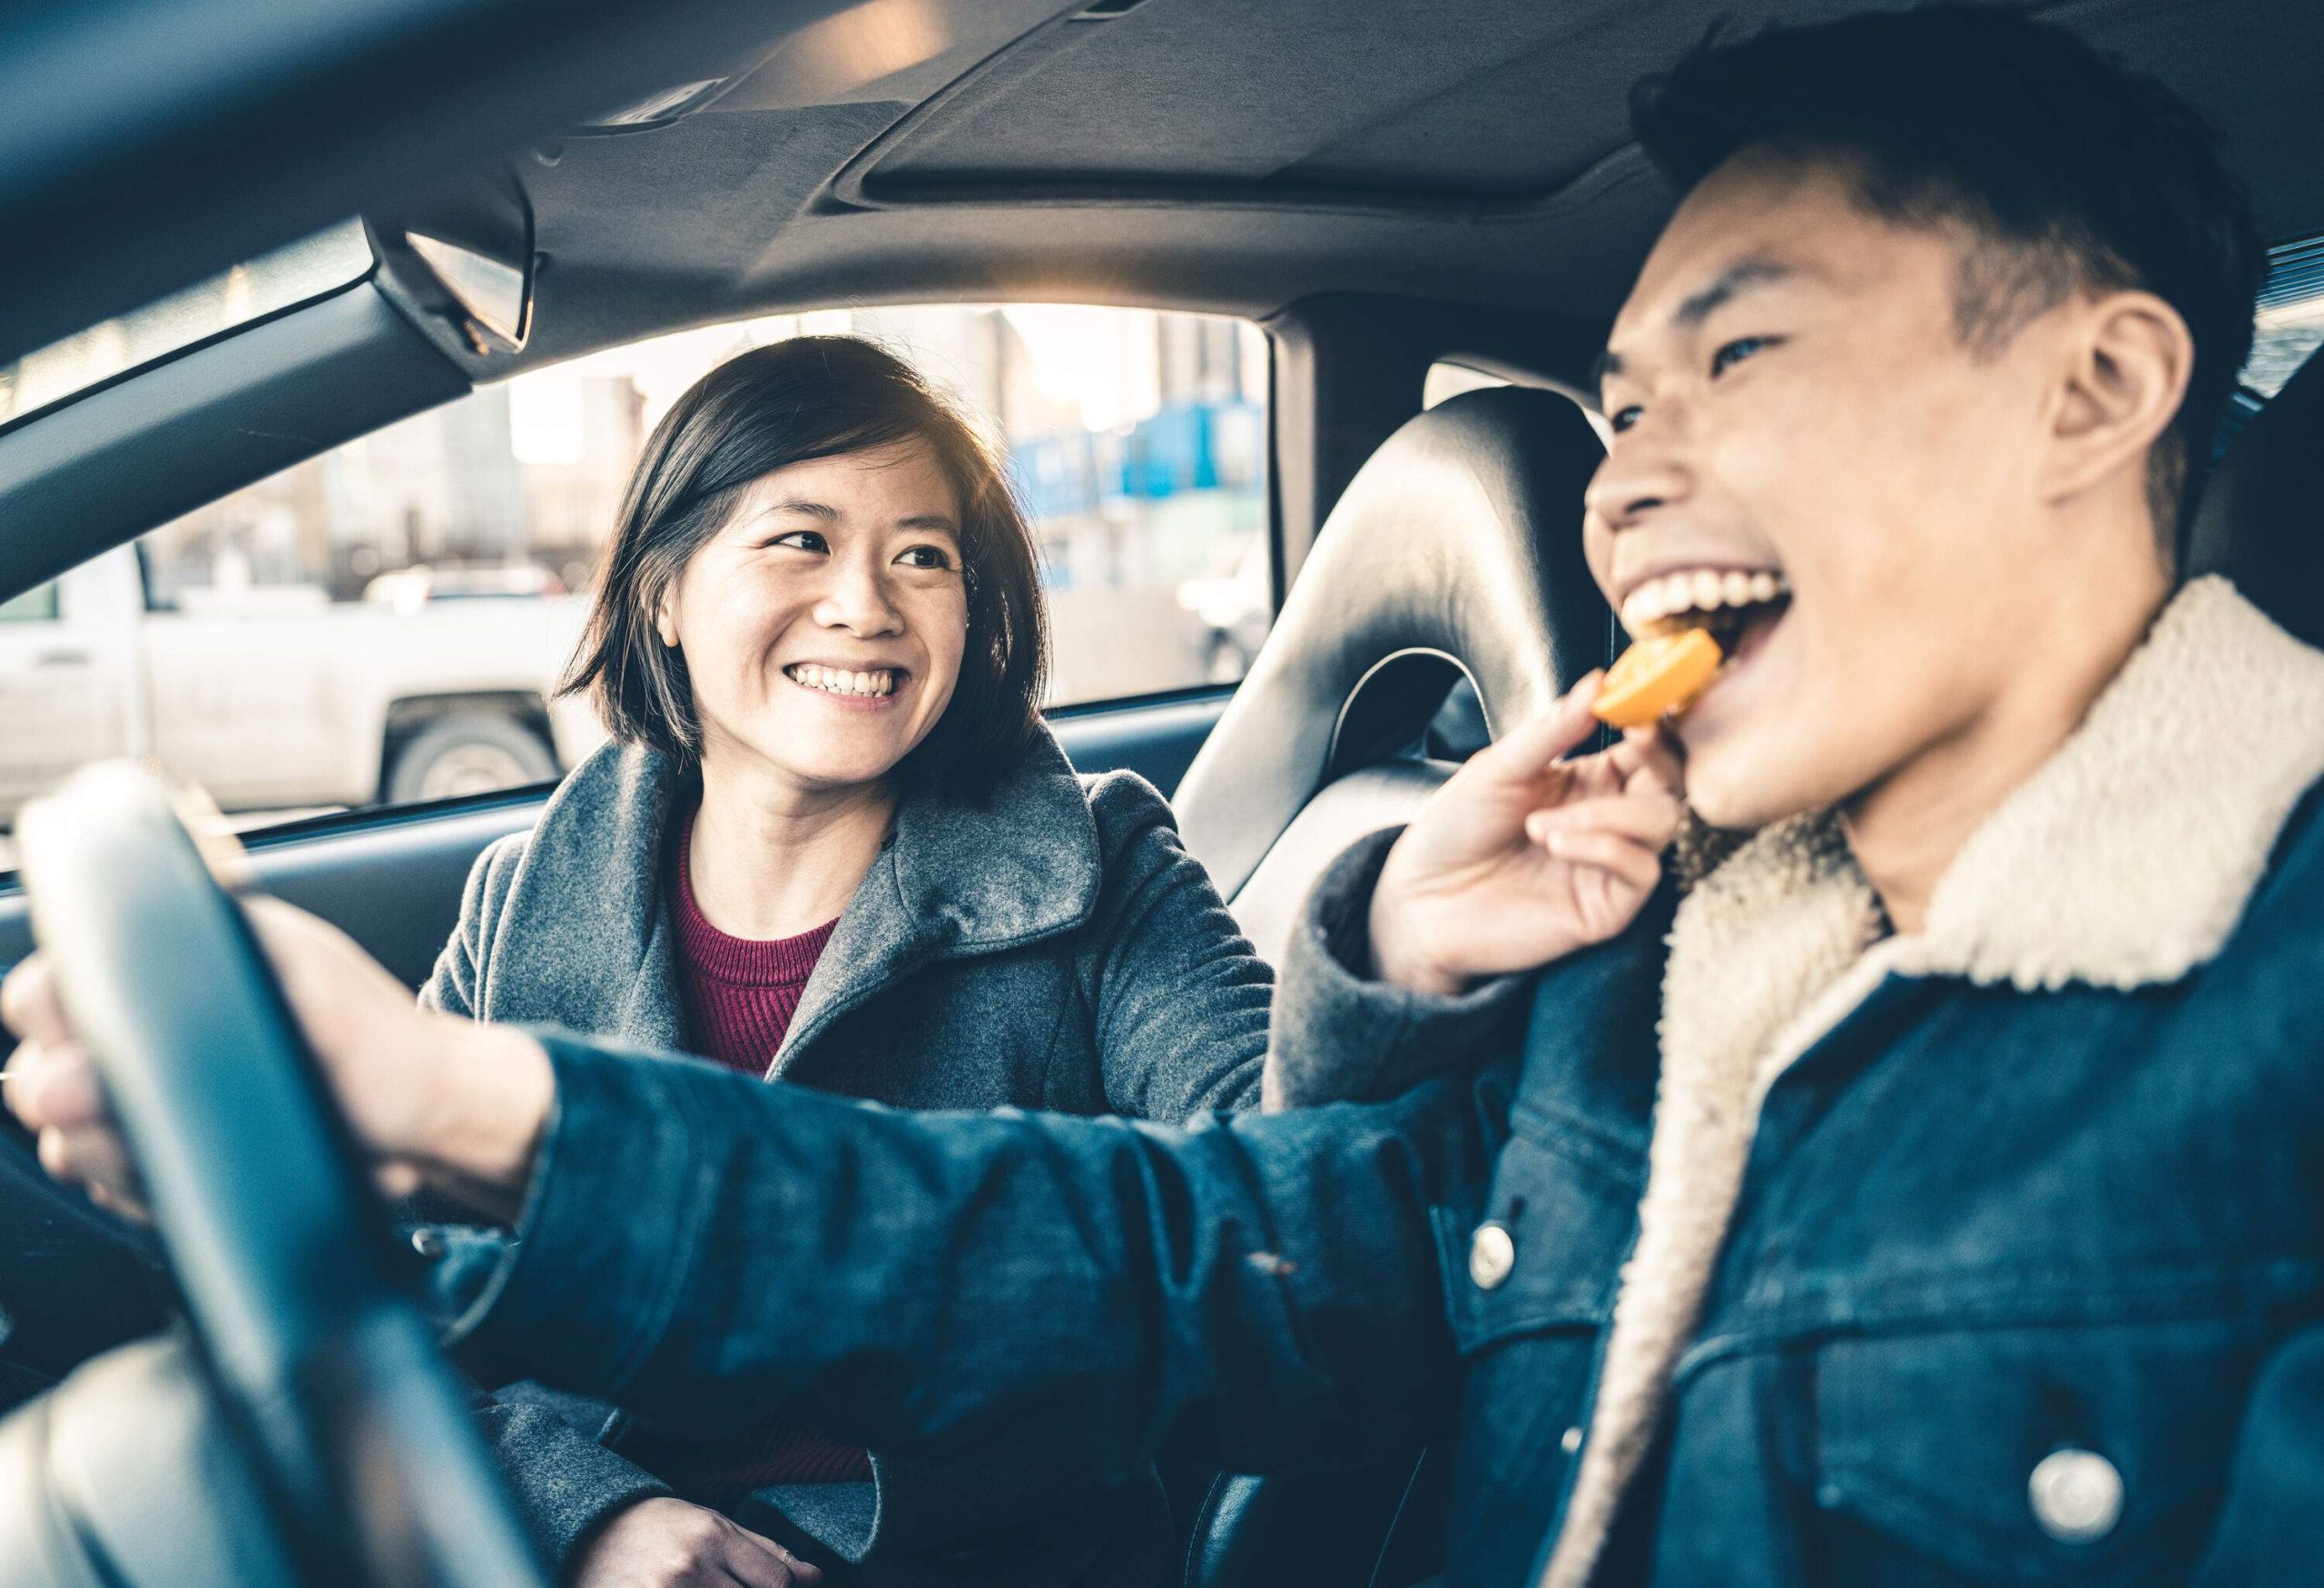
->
xmin=813 ymin=558 xmax=906 ymax=636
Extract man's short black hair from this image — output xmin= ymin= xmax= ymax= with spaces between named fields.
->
xmin=1631 ymin=2 xmax=2266 ymax=557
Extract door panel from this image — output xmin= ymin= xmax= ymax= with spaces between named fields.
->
xmin=1049 ymin=687 xmax=1230 ymax=797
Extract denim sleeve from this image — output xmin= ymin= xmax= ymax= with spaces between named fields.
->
xmin=1261 ymin=827 xmax=1533 ymax=1111
xmin=451 ymin=1037 xmax=1509 ymax=1481
xmin=2191 ymin=1324 xmax=2324 ymax=1582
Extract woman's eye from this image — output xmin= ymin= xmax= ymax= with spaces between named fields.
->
xmin=1610 ymin=404 xmax=1644 ymax=434
xmin=770 ymin=529 xmax=828 ymax=553
xmin=897 ymin=546 xmax=955 ymax=571
xmin=1709 ymin=336 xmax=1772 ymax=379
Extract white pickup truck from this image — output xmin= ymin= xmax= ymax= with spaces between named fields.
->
xmin=0 ymin=544 xmax=603 ymax=824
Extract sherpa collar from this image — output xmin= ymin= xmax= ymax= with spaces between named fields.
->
xmin=1538 ymin=577 xmax=2324 ymax=1588
xmin=1676 ymin=575 xmax=2324 ymax=1000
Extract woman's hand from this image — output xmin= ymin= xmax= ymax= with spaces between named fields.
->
xmin=1367 ymin=671 xmax=1684 ymax=995
xmin=572 ymin=1498 xmax=824 ymax=1588
xmin=1 ymin=897 xmax=554 ymax=1223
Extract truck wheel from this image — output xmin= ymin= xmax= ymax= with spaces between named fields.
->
xmin=385 ymin=713 xmax=556 ymax=804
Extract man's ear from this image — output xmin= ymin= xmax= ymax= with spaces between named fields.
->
xmin=2043 ymin=289 xmax=2194 ymax=508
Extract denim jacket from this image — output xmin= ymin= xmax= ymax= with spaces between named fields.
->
xmin=451 ymin=577 xmax=2324 ymax=1585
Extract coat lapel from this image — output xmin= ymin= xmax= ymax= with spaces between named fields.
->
xmin=484 ymin=741 xmax=692 ymax=1052
xmin=769 ymin=727 xmax=1104 ymax=1079
xmin=485 ymin=728 xmax=1106 ymax=1080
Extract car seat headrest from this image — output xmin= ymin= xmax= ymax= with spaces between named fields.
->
xmin=2186 ymin=348 xmax=2324 ymax=648
xmin=1175 ymin=387 xmax=1615 ymax=900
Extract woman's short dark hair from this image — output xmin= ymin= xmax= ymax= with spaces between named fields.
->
xmin=1630 ymin=3 xmax=2266 ymax=560
xmin=561 ymin=335 xmax=1049 ymax=795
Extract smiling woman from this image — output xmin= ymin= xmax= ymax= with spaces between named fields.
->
xmin=416 ymin=334 xmax=1274 ymax=1587
xmin=690 ymin=453 xmax=968 ymax=783
xmin=566 ymin=336 xmax=1043 ymax=804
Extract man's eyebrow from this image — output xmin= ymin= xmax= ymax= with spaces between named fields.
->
xmin=1590 ymin=347 xmax=1624 ymax=402
xmin=1593 ymin=257 xmax=1800 ymax=404
xmin=1673 ymin=257 xmax=1797 ymax=329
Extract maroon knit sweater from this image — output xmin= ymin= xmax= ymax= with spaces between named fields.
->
xmin=627 ymin=813 xmax=870 ymax=1505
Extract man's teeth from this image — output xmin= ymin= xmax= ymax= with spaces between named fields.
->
xmin=788 ymin=664 xmax=897 ymax=697
xmin=1620 ymin=568 xmax=1787 ymax=633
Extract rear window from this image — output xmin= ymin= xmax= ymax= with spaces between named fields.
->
xmin=2240 ymin=234 xmax=2324 ymax=399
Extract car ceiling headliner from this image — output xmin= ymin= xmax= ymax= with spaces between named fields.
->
xmin=471 ymin=0 xmax=2324 ymax=374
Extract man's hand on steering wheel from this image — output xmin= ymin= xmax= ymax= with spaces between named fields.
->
xmin=3 ymin=897 xmax=555 ymax=1224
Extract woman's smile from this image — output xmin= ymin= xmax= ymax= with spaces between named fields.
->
xmin=783 ymin=661 xmax=905 ymax=705
xmin=783 ymin=662 xmax=909 ymax=715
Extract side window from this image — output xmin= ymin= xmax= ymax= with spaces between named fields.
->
xmin=991 ymin=308 xmax=1272 ymax=701
xmin=0 ymin=583 xmax=57 ymax=623
xmin=6 ymin=305 xmax=1270 ymax=843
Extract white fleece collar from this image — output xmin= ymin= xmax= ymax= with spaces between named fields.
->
xmin=1539 ymin=577 xmax=2324 ymax=1588
xmin=1917 ymin=576 xmax=2324 ymax=990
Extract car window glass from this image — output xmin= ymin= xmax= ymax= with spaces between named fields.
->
xmin=0 ymin=583 xmax=57 ymax=623
xmin=2242 ymin=235 xmax=2324 ymax=399
xmin=0 ymin=305 xmax=1270 ymax=860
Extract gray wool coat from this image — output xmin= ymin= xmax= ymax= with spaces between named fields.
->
xmin=415 ymin=725 xmax=1272 ymax=1586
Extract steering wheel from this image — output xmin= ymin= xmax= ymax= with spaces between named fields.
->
xmin=15 ymin=763 xmax=546 ymax=1588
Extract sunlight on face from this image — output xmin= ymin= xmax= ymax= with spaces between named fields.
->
xmin=1585 ymin=153 xmax=2083 ymax=830
xmin=664 ymin=439 xmax=969 ymax=795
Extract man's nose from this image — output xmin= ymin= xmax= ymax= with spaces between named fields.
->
xmin=1583 ymin=410 xmax=1693 ymax=532
xmin=814 ymin=557 xmax=906 ymax=635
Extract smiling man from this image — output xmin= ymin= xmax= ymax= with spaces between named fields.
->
xmin=9 ymin=5 xmax=2323 ymax=1586
xmin=1576 ymin=31 xmax=2255 ymax=923
xmin=1286 ymin=5 xmax=2318 ymax=1582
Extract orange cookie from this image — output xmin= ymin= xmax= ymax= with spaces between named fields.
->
xmin=1590 ymin=628 xmax=1723 ymax=728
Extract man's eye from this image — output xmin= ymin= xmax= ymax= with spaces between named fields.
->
xmin=1709 ymin=336 xmax=1773 ymax=379
xmin=897 ymin=545 xmax=954 ymax=571
xmin=770 ymin=530 xmax=828 ymax=553
xmin=1610 ymin=405 xmax=1644 ymax=434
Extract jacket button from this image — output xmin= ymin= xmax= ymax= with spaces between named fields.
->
xmin=409 ymin=1228 xmax=448 ymax=1261
xmin=1469 ymin=1221 xmax=1515 ymax=1290
xmin=2028 ymin=1447 xmax=2122 ymax=1544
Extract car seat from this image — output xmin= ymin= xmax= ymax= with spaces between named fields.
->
xmin=1177 ymin=385 xmax=1617 ymax=966
xmin=1168 ymin=385 xmax=1613 ymax=1588
xmin=2185 ymin=348 xmax=2324 ymax=646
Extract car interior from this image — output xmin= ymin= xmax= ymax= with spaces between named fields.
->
xmin=3 ymin=0 xmax=2322 ymax=1584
